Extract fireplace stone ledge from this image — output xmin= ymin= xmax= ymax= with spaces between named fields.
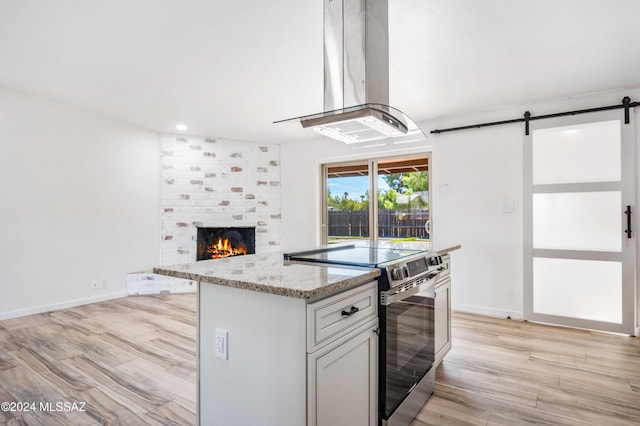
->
xmin=126 ymin=271 xmax=196 ymax=296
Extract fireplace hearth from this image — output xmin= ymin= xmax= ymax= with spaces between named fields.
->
xmin=196 ymin=227 xmax=256 ymax=260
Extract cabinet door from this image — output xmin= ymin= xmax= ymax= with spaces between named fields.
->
xmin=308 ymin=321 xmax=377 ymax=426
xmin=434 ymin=279 xmax=451 ymax=364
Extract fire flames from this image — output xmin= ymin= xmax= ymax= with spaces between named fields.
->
xmin=206 ymin=237 xmax=247 ymax=259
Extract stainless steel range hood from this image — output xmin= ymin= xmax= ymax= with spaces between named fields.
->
xmin=301 ymin=104 xmax=408 ymax=144
xmin=276 ymin=0 xmax=426 ymax=145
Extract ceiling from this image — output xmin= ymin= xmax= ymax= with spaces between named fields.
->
xmin=1 ymin=0 xmax=640 ymax=144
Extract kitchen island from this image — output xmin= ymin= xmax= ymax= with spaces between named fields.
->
xmin=154 ymin=252 xmax=381 ymax=426
xmin=153 ymin=244 xmax=459 ymax=426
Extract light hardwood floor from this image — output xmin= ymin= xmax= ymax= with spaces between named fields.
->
xmin=0 ymin=294 xmax=638 ymax=425
xmin=416 ymin=312 xmax=640 ymax=425
xmin=0 ymin=294 xmax=197 ymax=425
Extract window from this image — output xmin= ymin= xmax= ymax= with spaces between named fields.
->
xmin=322 ymin=155 xmax=430 ymax=244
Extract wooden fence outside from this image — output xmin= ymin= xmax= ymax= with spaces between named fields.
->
xmin=327 ymin=209 xmax=430 ymax=239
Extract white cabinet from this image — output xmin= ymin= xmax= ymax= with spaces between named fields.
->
xmin=308 ymin=319 xmax=378 ymax=426
xmin=198 ymin=279 xmax=378 ymax=426
xmin=198 ymin=281 xmax=308 ymax=426
xmin=434 ymin=277 xmax=451 ymax=364
xmin=307 ymin=282 xmax=378 ymax=426
xmin=434 ymin=255 xmax=452 ymax=364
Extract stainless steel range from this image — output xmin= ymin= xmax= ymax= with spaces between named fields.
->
xmin=284 ymin=244 xmax=444 ymax=426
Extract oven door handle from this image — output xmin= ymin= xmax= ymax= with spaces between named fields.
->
xmin=380 ymin=272 xmax=439 ymax=305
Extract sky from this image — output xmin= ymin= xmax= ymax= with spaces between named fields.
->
xmin=327 ymin=175 xmax=390 ymax=200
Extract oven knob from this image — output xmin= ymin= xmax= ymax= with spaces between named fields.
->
xmin=391 ymin=267 xmax=404 ymax=280
xmin=428 ymin=256 xmax=439 ymax=266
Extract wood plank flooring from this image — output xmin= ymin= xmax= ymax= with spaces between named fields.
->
xmin=1 ymin=294 xmax=639 ymax=425
xmin=414 ymin=312 xmax=640 ymax=426
xmin=0 ymin=294 xmax=196 ymax=425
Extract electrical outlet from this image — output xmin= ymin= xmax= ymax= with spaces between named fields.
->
xmin=91 ymin=280 xmax=107 ymax=289
xmin=215 ymin=328 xmax=228 ymax=360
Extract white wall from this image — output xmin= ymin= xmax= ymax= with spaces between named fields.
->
xmin=281 ymin=88 xmax=640 ymax=325
xmin=0 ymin=86 xmax=161 ymax=319
xmin=430 ymin=123 xmax=523 ymax=318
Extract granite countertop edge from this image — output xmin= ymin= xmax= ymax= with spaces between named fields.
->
xmin=433 ymin=244 xmax=461 ymax=256
xmin=152 ymin=265 xmax=380 ymax=300
xmin=152 ymin=244 xmax=459 ymax=300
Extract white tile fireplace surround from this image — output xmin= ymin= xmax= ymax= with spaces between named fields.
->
xmin=128 ymin=133 xmax=282 ymax=295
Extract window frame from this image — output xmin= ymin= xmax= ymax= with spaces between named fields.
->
xmin=320 ymin=153 xmax=431 ymax=245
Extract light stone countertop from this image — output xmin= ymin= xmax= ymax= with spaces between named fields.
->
xmin=433 ymin=244 xmax=462 ymax=256
xmin=153 ymin=252 xmax=380 ymax=300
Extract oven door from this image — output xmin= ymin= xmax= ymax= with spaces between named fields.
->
xmin=380 ymin=273 xmax=436 ymax=422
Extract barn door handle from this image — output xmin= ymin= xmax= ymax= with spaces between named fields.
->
xmin=625 ymin=206 xmax=632 ymax=238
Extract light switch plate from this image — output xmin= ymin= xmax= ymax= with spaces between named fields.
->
xmin=501 ymin=199 xmax=515 ymax=213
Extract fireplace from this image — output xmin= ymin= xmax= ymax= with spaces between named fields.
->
xmin=196 ymin=227 xmax=256 ymax=260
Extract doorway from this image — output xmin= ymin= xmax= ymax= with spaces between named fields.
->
xmin=523 ymin=110 xmax=636 ymax=334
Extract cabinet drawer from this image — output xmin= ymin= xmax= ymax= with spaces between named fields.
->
xmin=307 ymin=281 xmax=377 ymax=352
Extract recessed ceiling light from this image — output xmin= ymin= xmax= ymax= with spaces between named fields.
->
xmin=176 ymin=124 xmax=188 ymax=131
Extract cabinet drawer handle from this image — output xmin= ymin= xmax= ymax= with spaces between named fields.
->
xmin=341 ymin=306 xmax=359 ymax=317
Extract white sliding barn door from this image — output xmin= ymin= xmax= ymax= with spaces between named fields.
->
xmin=524 ymin=109 xmax=636 ymax=335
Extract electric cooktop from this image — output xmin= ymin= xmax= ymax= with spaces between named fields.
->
xmin=283 ymin=243 xmax=426 ymax=268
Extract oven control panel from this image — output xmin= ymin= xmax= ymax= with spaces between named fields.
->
xmin=388 ymin=255 xmax=438 ymax=284
xmin=391 ymin=266 xmax=409 ymax=281
xmin=428 ymin=255 xmax=443 ymax=266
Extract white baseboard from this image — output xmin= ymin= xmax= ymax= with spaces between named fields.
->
xmin=0 ymin=291 xmax=128 ymax=321
xmin=452 ymin=303 xmax=523 ymax=320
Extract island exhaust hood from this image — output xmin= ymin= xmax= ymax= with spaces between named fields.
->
xmin=276 ymin=0 xmax=425 ymax=145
